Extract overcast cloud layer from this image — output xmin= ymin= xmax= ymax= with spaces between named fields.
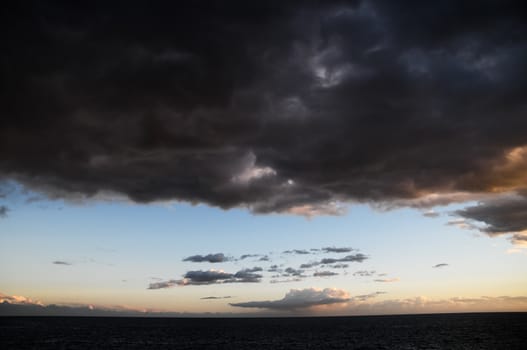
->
xmin=2 ymin=1 xmax=527 ymax=228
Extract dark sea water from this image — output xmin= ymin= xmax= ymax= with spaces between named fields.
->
xmin=1 ymin=313 xmax=526 ymax=349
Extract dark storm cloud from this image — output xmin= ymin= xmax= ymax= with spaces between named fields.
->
xmin=52 ymin=261 xmax=72 ymax=266
xmin=230 ymin=288 xmax=350 ymax=311
xmin=433 ymin=263 xmax=448 ymax=268
xmin=455 ymin=194 xmax=527 ymax=236
xmin=183 ymin=253 xmax=229 ymax=263
xmin=0 ymin=206 xmax=8 ymax=218
xmin=2 ymin=1 xmax=527 ymax=215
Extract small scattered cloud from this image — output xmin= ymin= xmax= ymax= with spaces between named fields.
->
xmin=320 ymin=253 xmax=368 ymax=264
xmin=329 ymin=264 xmax=349 ymax=269
xmin=313 ymin=271 xmax=338 ymax=277
xmin=52 ymin=261 xmax=72 ymax=266
xmin=230 ymin=288 xmax=350 ymax=311
xmin=283 ymin=249 xmax=310 ymax=255
xmin=283 ymin=267 xmax=305 ymax=277
xmin=267 ymin=265 xmax=280 ymax=272
xmin=300 ymin=262 xmax=318 ymax=269
xmin=183 ymin=253 xmax=229 ymax=263
xmin=321 ymin=247 xmax=354 ymax=253
xmin=259 ymin=255 xmax=270 ymax=262
xmin=239 ymin=254 xmax=260 ymax=260
xmin=432 ymin=263 xmax=449 ymax=268
xmin=148 ymin=280 xmax=179 ymax=290
xmin=374 ymin=278 xmax=400 ymax=283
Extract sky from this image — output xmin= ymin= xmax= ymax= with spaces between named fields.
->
xmin=1 ymin=0 xmax=527 ymax=317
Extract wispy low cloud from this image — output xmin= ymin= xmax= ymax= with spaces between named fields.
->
xmin=433 ymin=263 xmax=449 ymax=268
xmin=353 ymin=270 xmax=376 ymax=277
xmin=352 ymin=292 xmax=386 ymax=302
xmin=52 ymin=261 xmax=72 ymax=266
xmin=200 ymin=296 xmax=232 ymax=300
xmin=230 ymin=288 xmax=350 ymax=311
xmin=313 ymin=271 xmax=338 ymax=277
xmin=0 ymin=205 xmax=8 ymax=218
xmin=374 ymin=278 xmax=400 ymax=283
xmin=148 ymin=280 xmax=179 ymax=290
xmin=344 ymin=295 xmax=527 ymax=315
xmin=183 ymin=253 xmax=229 ymax=263
xmin=269 ymin=278 xmax=303 ymax=284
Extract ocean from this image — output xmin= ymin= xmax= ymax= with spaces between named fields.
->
xmin=1 ymin=313 xmax=526 ymax=349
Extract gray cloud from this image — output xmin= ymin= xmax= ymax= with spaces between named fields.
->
xmin=322 ymin=247 xmax=354 ymax=253
xmin=183 ymin=253 xmax=229 ymax=263
xmin=321 ymin=253 xmax=368 ymax=265
xmin=270 ymin=278 xmax=303 ymax=284
xmin=455 ymin=194 xmax=527 ymax=236
xmin=300 ymin=262 xmax=318 ymax=269
xmin=0 ymin=205 xmax=8 ymax=218
xmin=200 ymin=296 xmax=232 ymax=300
xmin=283 ymin=249 xmax=310 ymax=255
xmin=183 ymin=270 xmax=235 ymax=284
xmin=230 ymin=288 xmax=350 ymax=311
xmin=433 ymin=263 xmax=448 ymax=268
xmin=239 ymin=254 xmax=260 ymax=260
xmin=148 ymin=280 xmax=179 ymax=290
xmin=329 ymin=264 xmax=349 ymax=269
xmin=267 ymin=265 xmax=280 ymax=272
xmin=2 ymin=1 xmax=527 ymax=216
xmin=313 ymin=271 xmax=339 ymax=277
xmin=52 ymin=261 xmax=72 ymax=266
xmin=284 ymin=267 xmax=305 ymax=277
